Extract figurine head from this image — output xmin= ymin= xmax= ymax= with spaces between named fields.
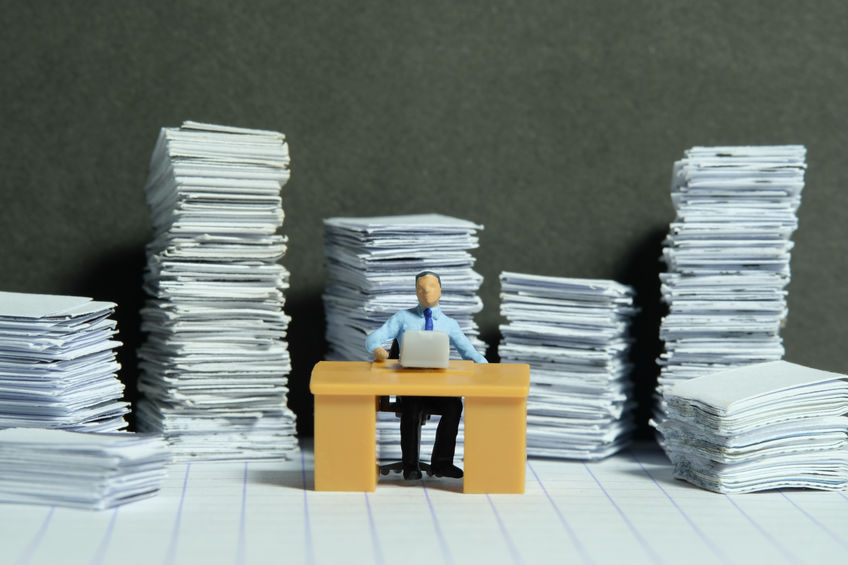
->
xmin=415 ymin=271 xmax=442 ymax=309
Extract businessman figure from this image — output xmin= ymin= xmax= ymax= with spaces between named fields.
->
xmin=365 ymin=271 xmax=487 ymax=480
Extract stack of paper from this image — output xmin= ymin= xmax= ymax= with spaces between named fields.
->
xmin=499 ymin=272 xmax=637 ymax=460
xmin=136 ymin=121 xmax=298 ymax=461
xmin=657 ymin=361 xmax=848 ymax=493
xmin=0 ymin=428 xmax=169 ymax=509
xmin=323 ymin=214 xmax=486 ymax=462
xmin=0 ymin=291 xmax=128 ymax=432
xmin=655 ymin=146 xmax=807 ymax=429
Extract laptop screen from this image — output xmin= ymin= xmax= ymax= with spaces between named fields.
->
xmin=399 ymin=330 xmax=450 ymax=369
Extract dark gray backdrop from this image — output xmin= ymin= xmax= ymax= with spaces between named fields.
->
xmin=2 ymin=1 xmax=846 ymax=436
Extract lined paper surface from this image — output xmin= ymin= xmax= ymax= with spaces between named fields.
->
xmin=2 ymin=443 xmax=846 ymax=565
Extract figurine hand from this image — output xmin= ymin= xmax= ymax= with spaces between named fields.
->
xmin=372 ymin=347 xmax=389 ymax=361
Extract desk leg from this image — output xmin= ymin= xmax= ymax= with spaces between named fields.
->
xmin=463 ymin=397 xmax=526 ymax=494
xmin=314 ymin=395 xmax=377 ymax=491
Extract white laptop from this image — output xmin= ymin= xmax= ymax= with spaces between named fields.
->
xmin=399 ymin=330 xmax=450 ymax=369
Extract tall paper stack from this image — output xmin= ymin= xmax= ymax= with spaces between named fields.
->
xmin=655 ymin=146 xmax=806 ymax=435
xmin=136 ymin=122 xmax=297 ymax=461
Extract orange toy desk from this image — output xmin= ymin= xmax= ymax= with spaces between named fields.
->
xmin=310 ymin=360 xmax=530 ymax=494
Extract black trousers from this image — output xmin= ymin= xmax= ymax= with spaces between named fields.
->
xmin=400 ymin=396 xmax=463 ymax=469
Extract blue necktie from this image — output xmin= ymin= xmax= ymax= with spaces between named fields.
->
xmin=423 ymin=308 xmax=433 ymax=331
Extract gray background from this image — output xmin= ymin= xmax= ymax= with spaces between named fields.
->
xmin=1 ymin=1 xmax=845 ymax=436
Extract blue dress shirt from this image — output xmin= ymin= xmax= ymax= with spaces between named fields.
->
xmin=365 ymin=304 xmax=487 ymax=363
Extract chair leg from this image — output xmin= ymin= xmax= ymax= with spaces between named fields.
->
xmin=379 ymin=461 xmax=405 ymax=475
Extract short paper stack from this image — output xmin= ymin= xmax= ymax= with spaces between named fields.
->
xmin=658 ymin=360 xmax=848 ymax=493
xmin=0 ymin=291 xmax=128 ymax=432
xmin=499 ymin=272 xmax=637 ymax=460
xmin=0 ymin=428 xmax=169 ymax=510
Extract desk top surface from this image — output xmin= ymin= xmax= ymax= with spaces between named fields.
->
xmin=310 ymin=360 xmax=529 ymax=397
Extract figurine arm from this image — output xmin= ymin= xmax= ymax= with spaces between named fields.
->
xmin=447 ymin=319 xmax=487 ymax=363
xmin=365 ymin=312 xmax=404 ymax=360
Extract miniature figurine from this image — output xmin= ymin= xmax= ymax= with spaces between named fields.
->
xmin=365 ymin=271 xmax=487 ymax=480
